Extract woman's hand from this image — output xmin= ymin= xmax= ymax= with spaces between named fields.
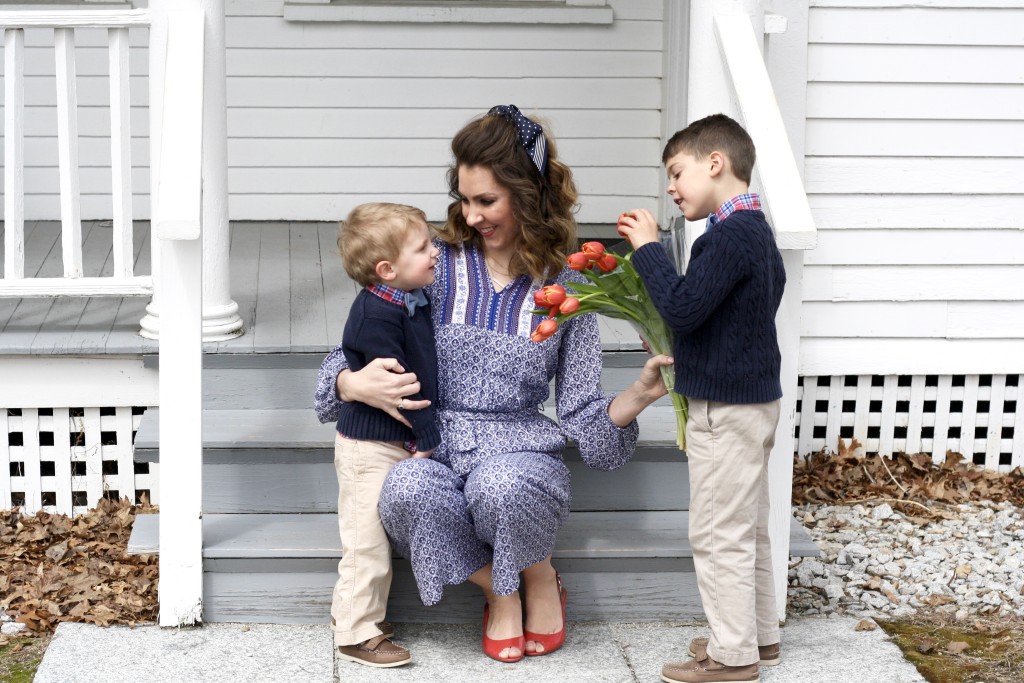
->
xmin=607 ymin=354 xmax=673 ymax=427
xmin=335 ymin=357 xmax=431 ymax=427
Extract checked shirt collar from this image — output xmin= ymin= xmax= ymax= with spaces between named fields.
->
xmin=706 ymin=193 xmax=761 ymax=232
xmin=367 ymin=283 xmax=428 ymax=317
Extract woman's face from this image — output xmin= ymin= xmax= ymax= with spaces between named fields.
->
xmin=458 ymin=165 xmax=517 ymax=255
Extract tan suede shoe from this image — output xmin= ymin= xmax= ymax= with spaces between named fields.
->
xmin=687 ymin=637 xmax=780 ymax=666
xmin=662 ymin=655 xmax=759 ymax=683
xmin=337 ymin=634 xmax=411 ymax=668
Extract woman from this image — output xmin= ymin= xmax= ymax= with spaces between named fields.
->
xmin=315 ymin=105 xmax=671 ymax=662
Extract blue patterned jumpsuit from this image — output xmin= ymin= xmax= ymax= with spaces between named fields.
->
xmin=315 ymin=241 xmax=638 ymax=605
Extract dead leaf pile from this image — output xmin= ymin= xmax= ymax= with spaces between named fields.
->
xmin=0 ymin=497 xmax=157 ymax=635
xmin=793 ymin=439 xmax=1024 ymax=511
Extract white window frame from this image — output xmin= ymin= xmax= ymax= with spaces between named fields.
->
xmin=283 ymin=0 xmax=613 ymax=25
xmin=1 ymin=0 xmax=131 ymax=7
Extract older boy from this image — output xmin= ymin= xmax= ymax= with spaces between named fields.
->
xmin=618 ymin=114 xmax=786 ymax=683
xmin=331 ymin=202 xmax=440 ymax=667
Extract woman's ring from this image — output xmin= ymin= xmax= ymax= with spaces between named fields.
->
xmin=398 ymin=398 xmax=405 ymax=410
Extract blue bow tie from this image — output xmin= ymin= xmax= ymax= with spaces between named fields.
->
xmin=405 ymin=288 xmax=428 ymax=317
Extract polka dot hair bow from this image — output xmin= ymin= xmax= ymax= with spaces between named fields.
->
xmin=489 ymin=104 xmax=548 ymax=176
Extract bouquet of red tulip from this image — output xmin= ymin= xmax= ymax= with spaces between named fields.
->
xmin=531 ymin=241 xmax=687 ymax=450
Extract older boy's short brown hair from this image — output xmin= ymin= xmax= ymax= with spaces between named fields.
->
xmin=337 ymin=203 xmax=428 ymax=287
xmin=662 ymin=113 xmax=756 ymax=184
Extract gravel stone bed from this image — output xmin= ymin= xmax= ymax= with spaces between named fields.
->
xmin=787 ymin=500 xmax=1024 ymax=621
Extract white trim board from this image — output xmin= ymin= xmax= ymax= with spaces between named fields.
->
xmin=0 ymin=356 xmax=158 ymax=407
xmin=283 ymin=1 xmax=613 ymax=24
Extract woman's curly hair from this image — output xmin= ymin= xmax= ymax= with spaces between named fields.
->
xmin=438 ymin=112 xmax=578 ymax=281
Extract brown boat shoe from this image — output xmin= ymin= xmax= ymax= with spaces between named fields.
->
xmin=662 ymin=654 xmax=759 ymax=683
xmin=336 ymin=633 xmax=411 ymax=668
xmin=687 ymin=637 xmax=780 ymax=666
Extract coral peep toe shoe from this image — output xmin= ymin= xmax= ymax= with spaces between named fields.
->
xmin=482 ymin=603 xmax=525 ymax=663
xmin=524 ymin=573 xmax=568 ymax=657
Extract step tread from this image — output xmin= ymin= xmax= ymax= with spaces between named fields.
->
xmin=127 ymin=512 xmax=821 ymax=560
xmin=134 ymin=406 xmax=686 ymax=460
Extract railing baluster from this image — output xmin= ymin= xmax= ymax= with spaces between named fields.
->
xmin=108 ymin=26 xmax=133 ymax=278
xmin=4 ymin=27 xmax=25 ymax=279
xmin=54 ymin=27 xmax=83 ymax=278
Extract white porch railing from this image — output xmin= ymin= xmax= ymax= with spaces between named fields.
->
xmin=1 ymin=6 xmax=207 ymax=628
xmin=0 ymin=10 xmax=152 ymax=297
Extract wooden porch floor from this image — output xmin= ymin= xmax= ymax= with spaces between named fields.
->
xmin=1 ymin=221 xmax=644 ymax=357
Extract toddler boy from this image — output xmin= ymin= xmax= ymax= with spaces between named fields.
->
xmin=331 ymin=202 xmax=441 ymax=667
xmin=618 ymin=114 xmax=786 ymax=683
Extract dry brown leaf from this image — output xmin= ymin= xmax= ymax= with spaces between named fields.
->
xmin=855 ymin=619 xmax=877 ymax=632
xmin=924 ymin=594 xmax=956 ymax=607
xmin=946 ymin=641 xmax=970 ymax=655
xmin=793 ymin=445 xmax=1024 ymax=509
xmin=0 ymin=497 xmax=158 ymax=633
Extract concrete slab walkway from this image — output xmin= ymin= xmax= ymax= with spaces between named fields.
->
xmin=34 ymin=616 xmax=925 ymax=683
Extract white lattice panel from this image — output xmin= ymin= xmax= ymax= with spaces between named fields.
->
xmin=2 ymin=406 xmax=159 ymax=515
xmin=795 ymin=374 xmax=1024 ymax=471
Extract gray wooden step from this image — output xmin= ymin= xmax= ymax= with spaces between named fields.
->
xmin=133 ymin=407 xmax=686 ymax=463
xmin=140 ymin=350 xmax=659 ymax=410
xmin=135 ymin=407 xmax=690 ymax=513
xmin=127 ymin=512 xmax=820 ymax=623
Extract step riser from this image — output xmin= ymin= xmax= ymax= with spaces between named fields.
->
xmin=203 ymin=567 xmax=704 ymax=625
xmin=200 ymin=461 xmax=691 ymax=514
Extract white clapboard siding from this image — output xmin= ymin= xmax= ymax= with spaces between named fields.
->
xmin=802 ymin=301 xmax=1024 ymax=339
xmin=802 ymin=2 xmax=1024 ymax=377
xmin=0 ymin=105 xmax=150 ymax=136
xmin=805 ymin=158 xmax=1024 ymax=195
xmin=806 ymin=120 xmax=1024 ymax=157
xmin=806 ymin=44 xmax=1024 ymax=84
xmin=807 ymin=83 xmax=1024 ymax=121
xmin=804 ymin=229 xmax=1024 ymax=266
xmin=808 ymin=7 xmax=1024 ymax=46
xmin=2 ymin=0 xmax=665 ymax=223
xmin=808 ymin=194 xmax=1022 ymax=230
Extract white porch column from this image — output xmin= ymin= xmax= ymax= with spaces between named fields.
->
xmin=686 ymin=0 xmax=801 ymax=623
xmin=140 ymin=0 xmax=242 ymax=342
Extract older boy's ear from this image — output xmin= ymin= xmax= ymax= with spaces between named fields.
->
xmin=708 ymin=151 xmax=725 ymax=178
xmin=375 ymin=260 xmax=397 ymax=282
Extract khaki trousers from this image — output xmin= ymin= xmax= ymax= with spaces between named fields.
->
xmin=686 ymin=398 xmax=781 ymax=667
xmin=331 ymin=433 xmax=409 ymax=647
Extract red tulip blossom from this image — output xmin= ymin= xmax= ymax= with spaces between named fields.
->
xmin=567 ymin=252 xmax=591 ymax=271
xmin=559 ymin=297 xmax=580 ymax=315
xmin=581 ymin=241 xmax=606 ymax=259
xmin=616 ymin=212 xmax=635 ymax=237
xmin=530 ymin=318 xmax=558 ymax=342
xmin=535 ymin=284 xmax=567 ymax=307
xmin=594 ymin=253 xmax=618 ymax=273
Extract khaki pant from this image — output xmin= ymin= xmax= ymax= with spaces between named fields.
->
xmin=686 ymin=398 xmax=781 ymax=667
xmin=331 ymin=433 xmax=409 ymax=647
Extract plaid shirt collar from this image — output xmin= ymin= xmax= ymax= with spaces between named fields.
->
xmin=367 ymin=283 xmax=428 ymax=317
xmin=706 ymin=193 xmax=761 ymax=231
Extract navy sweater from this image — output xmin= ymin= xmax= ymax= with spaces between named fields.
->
xmin=631 ymin=209 xmax=786 ymax=404
xmin=336 ymin=289 xmax=441 ymax=451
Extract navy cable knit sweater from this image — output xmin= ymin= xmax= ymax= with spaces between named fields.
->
xmin=631 ymin=209 xmax=786 ymax=404
xmin=335 ymin=289 xmax=441 ymax=451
